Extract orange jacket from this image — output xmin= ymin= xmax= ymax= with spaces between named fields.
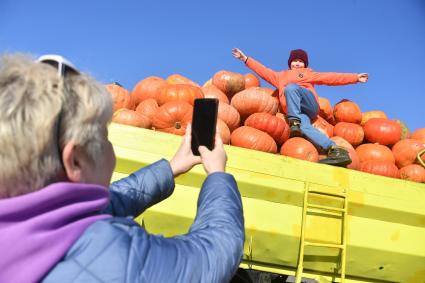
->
xmin=246 ymin=57 xmax=359 ymax=114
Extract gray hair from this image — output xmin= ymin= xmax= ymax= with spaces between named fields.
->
xmin=0 ymin=54 xmax=113 ymax=198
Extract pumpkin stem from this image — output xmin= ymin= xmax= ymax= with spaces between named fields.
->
xmin=417 ymin=149 xmax=425 ymax=168
xmin=113 ymin=82 xmax=123 ymax=87
xmin=175 ymin=121 xmax=181 ymax=129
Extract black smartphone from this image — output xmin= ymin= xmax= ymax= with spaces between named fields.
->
xmin=191 ymin=98 xmax=219 ymax=156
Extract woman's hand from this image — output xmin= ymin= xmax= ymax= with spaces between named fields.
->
xmin=358 ymin=73 xmax=369 ymax=83
xmin=232 ymin=48 xmax=248 ymax=62
xmin=169 ymin=124 xmax=202 ymax=177
xmin=198 ymin=130 xmax=227 ymax=174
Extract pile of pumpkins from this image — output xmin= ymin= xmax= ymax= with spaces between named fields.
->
xmin=106 ymin=71 xmax=425 ymax=183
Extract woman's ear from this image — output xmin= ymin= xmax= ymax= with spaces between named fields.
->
xmin=62 ymin=141 xmax=87 ymax=183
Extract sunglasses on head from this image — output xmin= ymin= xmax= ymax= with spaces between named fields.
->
xmin=37 ymin=54 xmax=80 ymax=77
xmin=37 ymin=54 xmax=80 ymax=168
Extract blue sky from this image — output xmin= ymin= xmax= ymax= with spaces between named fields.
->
xmin=1 ymin=0 xmax=424 ymax=131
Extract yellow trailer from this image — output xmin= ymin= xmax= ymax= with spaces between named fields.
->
xmin=109 ymin=123 xmax=425 ymax=283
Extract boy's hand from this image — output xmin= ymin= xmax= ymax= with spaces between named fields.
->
xmin=169 ymin=124 xmax=202 ymax=177
xmin=232 ymin=48 xmax=248 ymax=62
xmin=358 ymin=73 xmax=369 ymax=83
xmin=198 ymin=130 xmax=227 ymax=174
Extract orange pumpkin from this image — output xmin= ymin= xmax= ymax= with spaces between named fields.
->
xmin=166 ymin=74 xmax=199 ymax=87
xmin=212 ymin=70 xmax=245 ymax=99
xmin=312 ymin=116 xmax=334 ymax=138
xmin=399 ymin=164 xmax=425 ymax=183
xmin=231 ymin=87 xmax=279 ymax=120
xmin=151 ymin=101 xmax=193 ymax=135
xmin=201 ymin=85 xmax=229 ymax=104
xmin=217 ymin=118 xmax=231 ymax=144
xmin=106 ymin=82 xmax=135 ymax=112
xmin=318 ymin=97 xmax=333 ymax=121
xmin=361 ymin=110 xmax=387 ymax=125
xmin=230 ymin=126 xmax=277 ymax=153
xmin=363 ymin=118 xmax=401 ymax=146
xmin=218 ymin=102 xmax=241 ymax=132
xmin=280 ymin=137 xmax=319 ymax=162
xmin=244 ymin=112 xmax=290 ymax=145
xmin=244 ymin=73 xmax=260 ymax=89
xmin=333 ymin=100 xmax=362 ymax=124
xmin=333 ymin=122 xmax=364 ymax=146
xmin=360 ymin=160 xmax=399 ymax=178
xmin=131 ymin=76 xmax=167 ymax=105
xmin=411 ymin=128 xmax=425 ymax=144
xmin=135 ymin=98 xmax=158 ymax=121
xmin=112 ymin=109 xmax=151 ymax=128
xmin=391 ymin=139 xmax=425 ymax=168
xmin=156 ymin=84 xmax=204 ymax=106
xmin=330 ymin=136 xmax=360 ymax=170
xmin=202 ymin=78 xmax=212 ymax=87
xmin=356 ymin=143 xmax=395 ymax=164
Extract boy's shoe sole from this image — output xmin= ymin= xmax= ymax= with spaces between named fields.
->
xmin=318 ymin=157 xmax=352 ymax=167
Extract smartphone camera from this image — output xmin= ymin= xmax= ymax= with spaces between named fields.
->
xmin=191 ymin=98 xmax=219 ymax=156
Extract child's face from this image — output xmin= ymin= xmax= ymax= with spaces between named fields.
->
xmin=290 ymin=59 xmax=305 ymax=69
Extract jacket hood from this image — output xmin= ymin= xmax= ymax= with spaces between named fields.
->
xmin=0 ymin=182 xmax=111 ymax=283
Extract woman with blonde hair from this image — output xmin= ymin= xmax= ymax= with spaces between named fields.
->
xmin=0 ymin=54 xmax=244 ymax=283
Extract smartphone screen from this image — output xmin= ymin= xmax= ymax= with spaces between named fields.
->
xmin=191 ymin=98 xmax=219 ymax=156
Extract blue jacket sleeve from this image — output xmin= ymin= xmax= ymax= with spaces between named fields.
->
xmin=134 ymin=172 xmax=245 ymax=283
xmin=47 ymin=172 xmax=244 ymax=283
xmin=103 ymin=159 xmax=175 ymax=217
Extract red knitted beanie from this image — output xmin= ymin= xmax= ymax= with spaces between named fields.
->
xmin=288 ymin=49 xmax=309 ymax=68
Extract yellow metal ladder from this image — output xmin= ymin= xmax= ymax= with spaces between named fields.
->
xmin=295 ymin=183 xmax=349 ymax=283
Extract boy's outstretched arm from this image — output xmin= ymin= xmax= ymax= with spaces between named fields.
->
xmin=232 ymin=48 xmax=280 ymax=87
xmin=308 ymin=71 xmax=369 ymax=86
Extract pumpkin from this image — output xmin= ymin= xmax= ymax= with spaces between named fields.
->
xmin=361 ymin=110 xmax=387 ymax=125
xmin=333 ymin=122 xmax=364 ymax=146
xmin=411 ymin=128 xmax=425 ymax=144
xmin=131 ymin=76 xmax=167 ymax=105
xmin=202 ymin=78 xmax=212 ymax=87
xmin=217 ymin=118 xmax=231 ymax=144
xmin=260 ymin=87 xmax=281 ymax=111
xmin=333 ymin=100 xmax=362 ymax=124
xmin=156 ymin=84 xmax=204 ymax=106
xmin=244 ymin=112 xmax=290 ymax=145
xmin=201 ymin=85 xmax=229 ymax=104
xmin=166 ymin=74 xmax=199 ymax=87
xmin=360 ymin=160 xmax=399 ymax=178
xmin=231 ymin=87 xmax=279 ymax=120
xmin=395 ymin=120 xmax=410 ymax=140
xmin=244 ymin=73 xmax=260 ymax=89
xmin=105 ymin=82 xmax=135 ymax=112
xmin=151 ymin=101 xmax=193 ymax=135
xmin=399 ymin=164 xmax=425 ymax=183
xmin=391 ymin=139 xmax=425 ymax=168
xmin=230 ymin=126 xmax=277 ymax=153
xmin=362 ymin=118 xmax=401 ymax=146
xmin=356 ymin=143 xmax=395 ymax=164
xmin=212 ymin=70 xmax=245 ymax=99
xmin=280 ymin=137 xmax=319 ymax=162
xmin=312 ymin=116 xmax=334 ymax=138
xmin=217 ymin=102 xmax=241 ymax=132
xmin=112 ymin=109 xmax=151 ymax=128
xmin=218 ymin=102 xmax=240 ymax=131
xmin=318 ymin=97 xmax=333 ymax=121
xmin=330 ymin=136 xmax=360 ymax=170
xmin=135 ymin=98 xmax=158 ymax=121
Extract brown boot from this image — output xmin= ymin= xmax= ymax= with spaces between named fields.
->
xmin=319 ymin=145 xmax=352 ymax=167
xmin=288 ymin=118 xmax=302 ymax=138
